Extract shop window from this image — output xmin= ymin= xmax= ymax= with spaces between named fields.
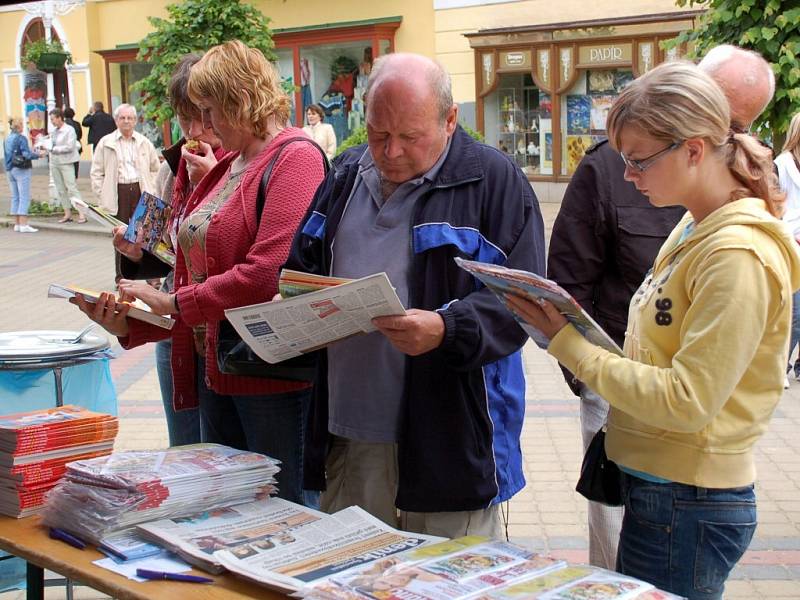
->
xmin=483 ymin=73 xmax=551 ymax=176
xmin=275 ymin=48 xmax=296 ymax=125
xmin=299 ymin=41 xmax=372 ymax=145
xmin=561 ymin=68 xmax=633 ymax=175
xmin=109 ymin=61 xmax=163 ymax=149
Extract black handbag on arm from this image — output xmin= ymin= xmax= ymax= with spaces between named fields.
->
xmin=575 ymin=427 xmax=623 ymax=506
xmin=216 ymin=137 xmax=329 ymax=382
xmin=10 ymin=137 xmax=32 ymax=169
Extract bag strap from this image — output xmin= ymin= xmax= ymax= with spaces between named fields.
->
xmin=256 ymin=136 xmax=330 ymax=227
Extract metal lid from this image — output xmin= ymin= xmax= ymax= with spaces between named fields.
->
xmin=0 ymin=330 xmax=110 ymax=365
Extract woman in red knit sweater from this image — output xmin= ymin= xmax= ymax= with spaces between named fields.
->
xmin=73 ymin=41 xmax=327 ymax=504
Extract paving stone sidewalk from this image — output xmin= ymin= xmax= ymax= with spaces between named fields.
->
xmin=0 ymin=173 xmax=798 ymax=598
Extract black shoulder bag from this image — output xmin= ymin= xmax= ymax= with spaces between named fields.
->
xmin=575 ymin=427 xmax=623 ymax=506
xmin=216 ymin=137 xmax=329 ymax=382
xmin=11 ymin=137 xmax=32 ymax=169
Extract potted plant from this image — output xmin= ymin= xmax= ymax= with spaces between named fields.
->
xmin=22 ymin=39 xmax=72 ymax=73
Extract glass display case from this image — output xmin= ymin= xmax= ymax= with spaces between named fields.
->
xmin=484 ymin=74 xmax=549 ymax=176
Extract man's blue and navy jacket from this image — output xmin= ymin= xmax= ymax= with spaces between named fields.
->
xmin=284 ymin=125 xmax=546 ymax=512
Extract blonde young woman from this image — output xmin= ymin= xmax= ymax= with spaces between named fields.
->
xmin=775 ymin=113 xmax=800 ymax=379
xmin=507 ymin=62 xmax=800 ymax=599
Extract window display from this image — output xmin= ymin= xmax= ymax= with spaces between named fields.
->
xmin=561 ymin=68 xmax=632 ymax=175
xmin=299 ymin=41 xmax=372 ymax=145
xmin=484 ymin=73 xmax=547 ymax=176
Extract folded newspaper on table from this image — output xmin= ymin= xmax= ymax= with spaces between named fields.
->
xmin=211 ymin=504 xmax=442 ymax=593
xmin=224 ymin=272 xmax=406 ymax=364
xmin=303 ymin=535 xmax=567 ymax=600
xmin=455 ymin=258 xmax=623 ymax=356
xmin=137 ymin=496 xmax=328 ymax=574
xmin=48 ymin=283 xmax=175 ymax=330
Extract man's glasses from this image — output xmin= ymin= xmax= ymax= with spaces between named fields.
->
xmin=620 ymin=141 xmax=683 ymax=172
xmin=200 ymin=107 xmax=213 ymax=130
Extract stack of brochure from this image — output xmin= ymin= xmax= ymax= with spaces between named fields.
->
xmin=0 ymin=406 xmax=117 ymax=518
xmin=41 ymin=444 xmax=279 ymax=544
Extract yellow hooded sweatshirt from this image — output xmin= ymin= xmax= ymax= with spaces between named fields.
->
xmin=549 ymin=197 xmax=800 ymax=488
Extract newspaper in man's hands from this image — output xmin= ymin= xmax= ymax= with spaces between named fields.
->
xmin=224 ymin=272 xmax=406 ymax=364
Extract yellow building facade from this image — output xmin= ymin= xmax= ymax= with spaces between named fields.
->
xmin=1 ymin=0 xmax=696 ymax=197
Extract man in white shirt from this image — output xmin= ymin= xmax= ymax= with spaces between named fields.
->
xmin=90 ymin=103 xmax=160 ymax=283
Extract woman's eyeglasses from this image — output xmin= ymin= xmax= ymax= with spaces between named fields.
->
xmin=620 ymin=141 xmax=683 ymax=172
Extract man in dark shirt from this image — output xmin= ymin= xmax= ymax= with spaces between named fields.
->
xmin=63 ymin=107 xmax=82 ymax=178
xmin=82 ymin=101 xmax=116 ymax=151
xmin=547 ymin=44 xmax=775 ymax=570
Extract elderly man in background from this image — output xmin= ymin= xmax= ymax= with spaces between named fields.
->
xmin=285 ymin=52 xmax=546 ymax=538
xmin=90 ymin=103 xmax=160 ymax=284
xmin=546 ymin=44 xmax=775 ymax=570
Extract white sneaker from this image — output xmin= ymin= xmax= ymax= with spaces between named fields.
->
xmin=784 ymin=376 xmax=791 ymax=390
xmin=18 ymin=225 xmax=38 ymax=233
xmin=13 ymin=224 xmax=20 ymax=232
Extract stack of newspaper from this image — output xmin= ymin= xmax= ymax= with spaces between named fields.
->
xmin=0 ymin=406 xmax=117 ymax=518
xmin=301 ymin=536 xmax=682 ymax=600
xmin=41 ymin=444 xmax=279 ymax=544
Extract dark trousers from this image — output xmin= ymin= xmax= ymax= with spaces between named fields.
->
xmin=114 ymin=182 xmax=141 ymax=283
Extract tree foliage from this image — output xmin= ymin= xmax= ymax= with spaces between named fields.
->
xmin=134 ymin=0 xmax=276 ymax=124
xmin=665 ymin=0 xmax=800 ymax=142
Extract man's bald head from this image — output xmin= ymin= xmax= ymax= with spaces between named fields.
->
xmin=365 ymin=53 xmax=454 ymax=124
xmin=698 ymin=44 xmax=775 ymax=131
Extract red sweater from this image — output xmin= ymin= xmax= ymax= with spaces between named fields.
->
xmin=121 ymin=128 xmax=326 ymax=410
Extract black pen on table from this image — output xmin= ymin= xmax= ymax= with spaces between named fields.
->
xmin=136 ymin=569 xmax=214 ymax=583
xmin=48 ymin=527 xmax=86 ymax=550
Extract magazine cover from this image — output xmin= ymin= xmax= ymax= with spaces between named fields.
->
xmin=590 ymin=96 xmax=615 ymax=132
xmin=455 ymin=258 xmax=622 ymax=356
xmin=566 ymin=95 xmax=590 ymax=135
xmin=123 ymin=191 xmax=171 ymax=254
xmin=566 ymin=135 xmax=592 ymax=175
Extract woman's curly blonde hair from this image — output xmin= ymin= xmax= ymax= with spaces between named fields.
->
xmin=187 ymin=40 xmax=290 ymax=139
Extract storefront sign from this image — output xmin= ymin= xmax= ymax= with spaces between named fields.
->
xmin=578 ymin=43 xmax=632 ymax=66
xmin=499 ymin=50 xmax=531 ymax=70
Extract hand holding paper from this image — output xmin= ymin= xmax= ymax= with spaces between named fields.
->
xmin=112 ymin=225 xmax=144 ymax=262
xmin=372 ymin=309 xmax=445 ymax=356
xmin=505 ymin=293 xmax=568 ymax=341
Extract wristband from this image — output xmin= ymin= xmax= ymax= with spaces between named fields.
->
xmin=172 ymin=294 xmax=179 ymax=313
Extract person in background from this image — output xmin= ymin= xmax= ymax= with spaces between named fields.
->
xmin=546 ymin=43 xmax=775 ymax=569
xmin=4 ymin=117 xmax=38 ymax=233
xmin=776 ymin=112 xmax=800 ymax=381
xmin=82 ymin=101 xmax=116 ymax=151
xmin=508 ymin=61 xmax=799 ymax=600
xmin=112 ymin=53 xmax=225 ymax=447
xmin=303 ymin=104 xmax=336 ymax=160
xmin=284 ymin=53 xmax=545 ymax=537
xmin=63 ymin=107 xmax=82 ymax=179
xmin=74 ymin=41 xmax=326 ymax=504
xmin=90 ymin=103 xmax=160 ymax=285
xmin=40 ymin=108 xmax=86 ymax=224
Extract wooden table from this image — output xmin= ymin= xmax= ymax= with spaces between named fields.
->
xmin=0 ymin=516 xmax=287 ymax=600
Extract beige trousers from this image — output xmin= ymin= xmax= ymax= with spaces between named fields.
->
xmin=320 ymin=435 xmax=504 ymax=539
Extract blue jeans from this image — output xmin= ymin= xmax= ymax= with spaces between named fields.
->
xmin=155 ymin=338 xmax=200 ymax=447
xmin=788 ymin=290 xmax=800 ymax=372
xmin=7 ymin=167 xmax=32 ymax=215
xmin=617 ymin=472 xmax=756 ymax=600
xmin=196 ymin=359 xmax=309 ymax=505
